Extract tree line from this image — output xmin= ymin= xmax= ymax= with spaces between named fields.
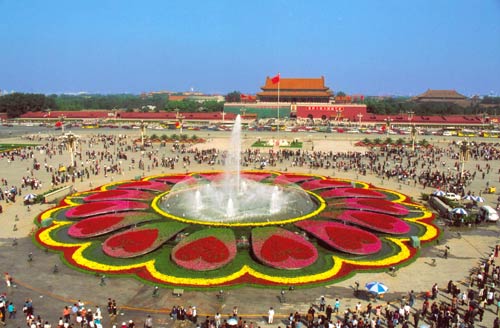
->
xmin=0 ymin=92 xmax=499 ymax=118
xmin=0 ymin=93 xmax=225 ymax=117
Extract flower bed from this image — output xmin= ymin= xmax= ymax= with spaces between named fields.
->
xmin=172 ymin=228 xmax=236 ymax=271
xmin=319 ymin=187 xmax=386 ymax=199
xmin=296 ymin=220 xmax=382 ymax=255
xmin=324 ymin=210 xmax=410 ymax=234
xmin=83 ymin=189 xmax=154 ymax=202
xmin=342 ymin=198 xmax=409 ymax=216
xmin=68 ymin=212 xmax=160 ymax=238
xmin=65 ymin=201 xmax=150 ymax=218
xmin=152 ymin=175 xmax=197 ymax=184
xmin=252 ymin=227 xmax=318 ymax=269
xmin=301 ymin=179 xmax=352 ymax=191
xmin=33 ymin=171 xmax=438 ymax=288
xmin=102 ymin=221 xmax=186 ymax=258
xmin=274 ymin=174 xmax=315 ymax=184
xmin=116 ymin=180 xmax=170 ymax=191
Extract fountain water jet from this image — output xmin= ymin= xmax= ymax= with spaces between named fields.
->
xmin=159 ymin=115 xmax=318 ymax=224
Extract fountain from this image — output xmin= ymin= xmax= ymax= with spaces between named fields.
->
xmin=159 ymin=115 xmax=318 ymax=224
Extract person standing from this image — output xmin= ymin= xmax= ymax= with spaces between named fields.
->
xmin=334 ymin=299 xmax=340 ymax=314
xmin=7 ymin=302 xmax=15 ymax=319
xmin=268 ymin=307 xmax=275 ymax=324
xmin=413 ymin=310 xmax=420 ymax=328
xmin=325 ymin=304 xmax=333 ymax=322
xmin=144 ymin=315 xmax=153 ymax=328
xmin=319 ymin=296 xmax=326 ymax=312
xmin=3 ymin=273 xmax=11 ymax=287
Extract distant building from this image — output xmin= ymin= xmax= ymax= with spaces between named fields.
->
xmin=413 ymin=89 xmax=471 ymax=107
xmin=257 ymin=76 xmax=334 ymax=103
xmin=225 ymin=76 xmax=366 ymax=120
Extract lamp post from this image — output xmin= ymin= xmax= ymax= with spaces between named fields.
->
xmin=357 ymin=113 xmax=363 ymax=128
xmin=59 ymin=115 xmax=66 ymax=135
xmin=407 ymin=111 xmax=416 ymax=151
xmin=64 ymin=132 xmax=77 ymax=167
xmin=140 ymin=120 xmax=146 ymax=147
xmin=385 ymin=117 xmax=392 ymax=136
xmin=176 ymin=109 xmax=184 ymax=135
xmin=460 ymin=139 xmax=469 ymax=180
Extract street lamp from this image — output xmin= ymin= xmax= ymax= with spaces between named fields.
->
xmin=59 ymin=115 xmax=66 ymax=134
xmin=385 ymin=117 xmax=392 ymax=135
xmin=460 ymin=139 xmax=469 ymax=179
xmin=176 ymin=109 xmax=184 ymax=134
xmin=407 ymin=111 xmax=416 ymax=151
xmin=357 ymin=113 xmax=363 ymax=128
xmin=61 ymin=132 xmax=78 ymax=167
xmin=140 ymin=120 xmax=146 ymax=147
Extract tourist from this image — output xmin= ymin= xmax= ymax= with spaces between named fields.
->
xmin=267 ymin=307 xmax=274 ymax=324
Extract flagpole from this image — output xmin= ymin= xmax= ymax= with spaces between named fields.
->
xmin=277 ymin=74 xmax=280 ymax=142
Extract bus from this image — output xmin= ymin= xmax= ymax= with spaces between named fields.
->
xmin=480 ymin=130 xmax=500 ymax=138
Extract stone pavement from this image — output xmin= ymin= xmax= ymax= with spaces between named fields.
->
xmin=0 ymin=131 xmax=499 ymax=328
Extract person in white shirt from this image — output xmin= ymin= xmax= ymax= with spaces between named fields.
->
xmin=268 ymin=307 xmax=275 ymax=324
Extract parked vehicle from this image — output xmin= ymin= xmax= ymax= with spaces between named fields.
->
xmin=444 ymin=192 xmax=461 ymax=201
xmin=429 ymin=196 xmax=452 ymax=218
xmin=478 ymin=205 xmax=499 ymax=222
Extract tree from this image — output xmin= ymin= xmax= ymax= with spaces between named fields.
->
xmin=336 ymin=91 xmax=346 ymax=97
xmin=225 ymin=91 xmax=241 ymax=102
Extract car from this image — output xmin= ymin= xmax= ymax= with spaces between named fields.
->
xmin=444 ymin=192 xmax=461 ymax=201
xmin=478 ymin=206 xmax=499 ymax=222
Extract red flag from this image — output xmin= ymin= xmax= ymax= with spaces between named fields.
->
xmin=175 ymin=121 xmax=181 ymax=128
xmin=55 ymin=121 xmax=62 ymax=127
xmin=271 ymin=74 xmax=280 ymax=84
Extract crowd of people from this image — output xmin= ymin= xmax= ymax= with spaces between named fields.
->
xmin=1 ymin=132 xmax=500 ymax=328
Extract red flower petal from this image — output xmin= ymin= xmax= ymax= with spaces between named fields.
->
xmin=296 ymin=220 xmax=382 ymax=255
xmin=342 ymin=198 xmax=409 ymax=216
xmin=65 ymin=201 xmax=149 ymax=219
xmin=175 ymin=237 xmax=229 ymax=262
xmin=301 ymin=179 xmax=352 ymax=191
xmin=252 ymin=227 xmax=318 ymax=269
xmin=116 ymin=180 xmax=169 ymax=191
xmin=68 ymin=212 xmax=157 ymax=238
xmin=274 ymin=174 xmax=315 ymax=184
xmin=324 ymin=210 xmax=411 ymax=234
xmin=240 ymin=172 xmax=272 ymax=181
xmin=83 ymin=190 xmax=154 ymax=202
xmin=320 ymin=187 xmax=386 ymax=199
xmin=103 ymin=229 xmax=159 ymax=258
xmin=153 ymin=175 xmax=194 ymax=184
xmin=172 ymin=230 xmax=236 ymax=271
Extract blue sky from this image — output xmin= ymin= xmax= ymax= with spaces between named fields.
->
xmin=0 ymin=0 xmax=499 ymax=96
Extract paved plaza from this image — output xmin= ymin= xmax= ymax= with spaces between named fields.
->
xmin=1 ymin=129 xmax=499 ymax=328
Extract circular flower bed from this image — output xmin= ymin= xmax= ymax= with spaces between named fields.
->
xmin=34 ymin=171 xmax=438 ymax=288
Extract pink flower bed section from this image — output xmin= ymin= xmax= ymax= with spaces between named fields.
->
xmin=83 ymin=190 xmax=154 ymax=202
xmin=153 ymin=175 xmax=196 ymax=184
xmin=296 ymin=220 xmax=382 ymax=255
xmin=301 ymin=179 xmax=352 ymax=191
xmin=331 ymin=210 xmax=410 ymax=234
xmin=172 ymin=229 xmax=236 ymax=271
xmin=68 ymin=212 xmax=157 ymax=238
xmin=319 ymin=187 xmax=386 ymax=199
xmin=274 ymin=174 xmax=315 ymax=184
xmin=252 ymin=227 xmax=318 ymax=269
xmin=116 ymin=180 xmax=170 ymax=191
xmin=240 ymin=172 xmax=272 ymax=182
xmin=103 ymin=228 xmax=159 ymax=258
xmin=342 ymin=199 xmax=409 ymax=216
xmin=65 ymin=201 xmax=149 ymax=219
